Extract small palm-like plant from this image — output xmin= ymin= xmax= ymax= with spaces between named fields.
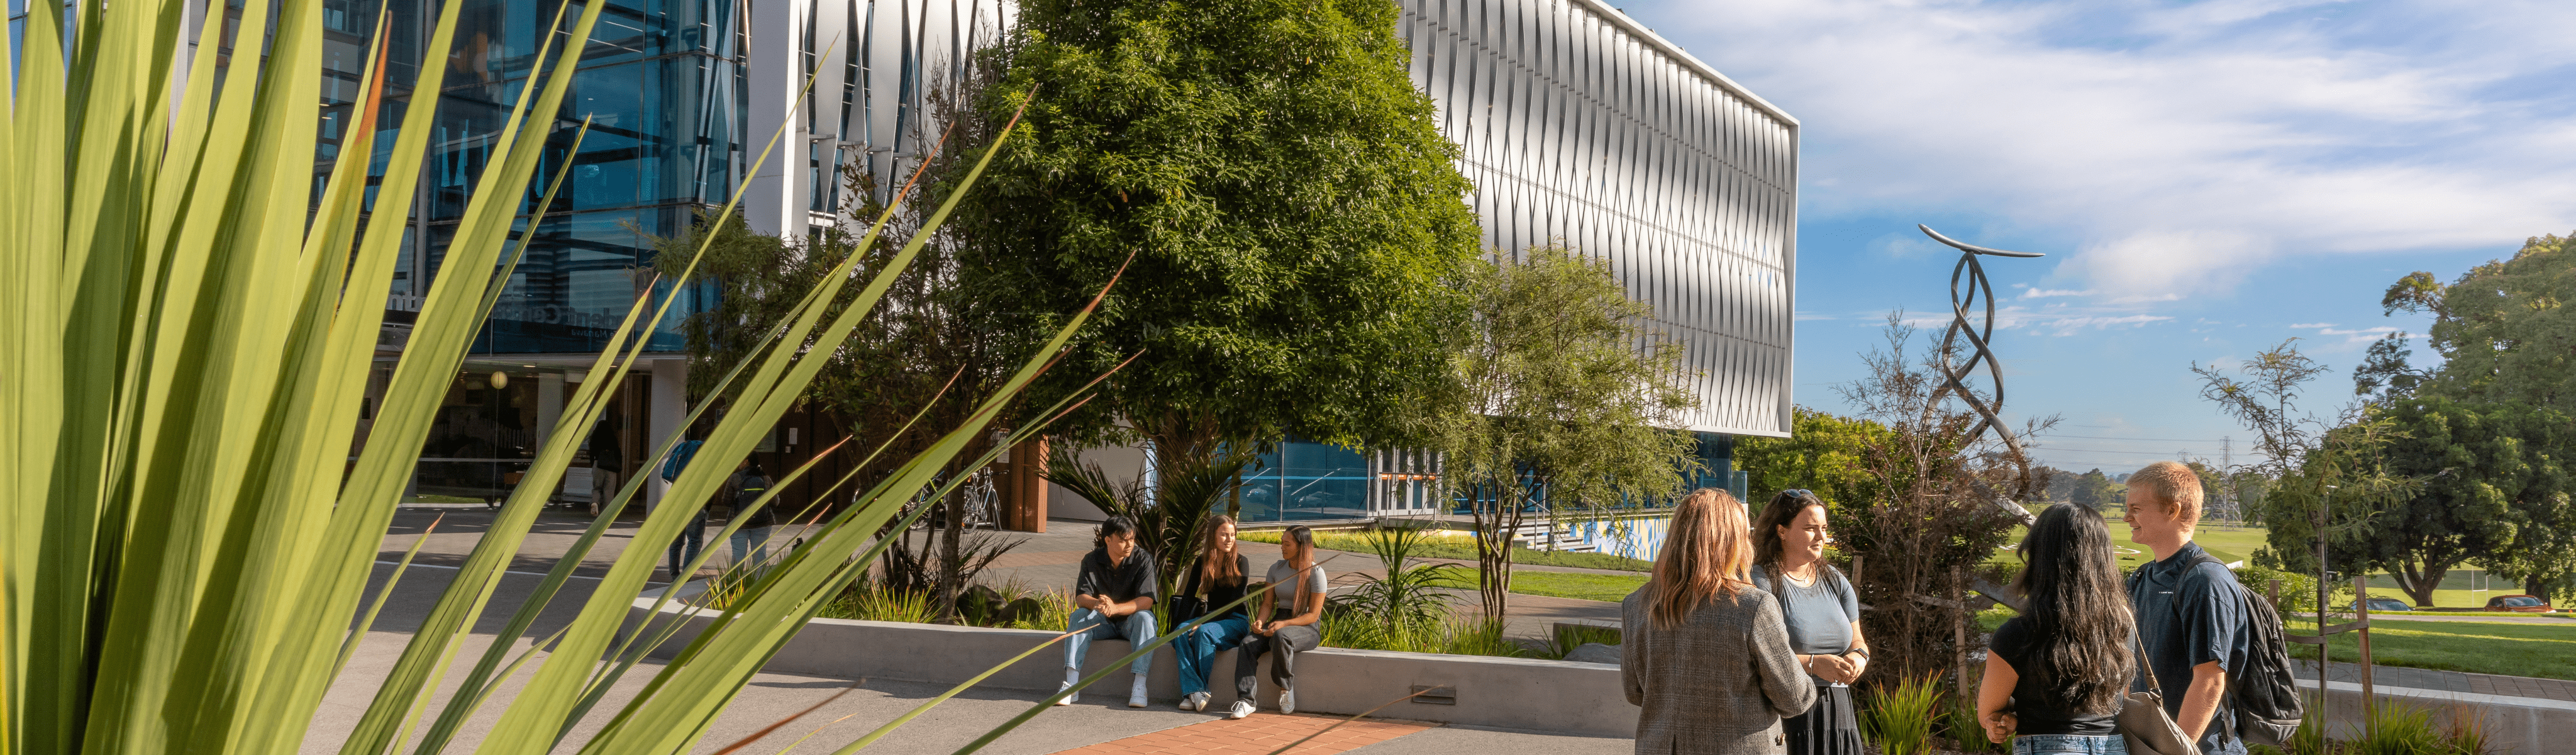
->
xmin=1860 ymin=673 xmax=1947 ymax=755
xmin=1333 ymin=525 xmax=1470 ymax=637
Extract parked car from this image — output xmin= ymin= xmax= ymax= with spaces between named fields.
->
xmin=2485 ymin=595 xmax=2552 ymax=612
xmin=2355 ymin=597 xmax=2412 ymax=612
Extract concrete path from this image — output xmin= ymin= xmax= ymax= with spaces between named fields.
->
xmin=2360 ymin=613 xmax=2575 ymax=625
xmin=316 ymin=508 xmax=1635 ymax=754
xmin=2294 ymin=661 xmax=2576 ymax=703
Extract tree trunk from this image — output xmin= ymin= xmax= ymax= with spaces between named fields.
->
xmin=2395 ymin=559 xmax=2446 ymax=607
xmin=1474 ymin=481 xmax=1519 ymax=620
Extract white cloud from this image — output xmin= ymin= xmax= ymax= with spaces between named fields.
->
xmin=2287 ymin=322 xmax=2336 ymax=328
xmin=2019 ymin=287 xmax=2095 ymax=299
xmin=1639 ymin=0 xmax=2576 ymax=298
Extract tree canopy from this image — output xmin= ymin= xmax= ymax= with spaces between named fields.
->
xmin=2385 ymin=232 xmax=2575 ymax=408
xmin=958 ymin=0 xmax=1483 ymax=466
xmin=2355 ymin=397 xmax=2575 ymax=605
xmin=1428 ymin=245 xmax=1697 ymax=618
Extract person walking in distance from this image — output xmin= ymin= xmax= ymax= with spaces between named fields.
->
xmin=2124 ymin=461 xmax=2252 ymax=755
xmin=1224 ymin=525 xmax=1326 ymax=720
xmin=1057 ymin=517 xmax=1161 ymax=708
xmin=1979 ymin=504 xmax=2136 ymax=755
xmin=1749 ymin=490 xmax=1868 ymax=755
xmin=1621 ymin=489 xmax=1815 ymax=755
xmin=726 ymin=459 xmax=774 ymax=571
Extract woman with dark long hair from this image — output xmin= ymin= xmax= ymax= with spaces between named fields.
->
xmin=1224 ymin=525 xmax=1327 ymax=719
xmin=1621 ymin=489 xmax=1815 ymax=755
xmin=1978 ymin=504 xmax=2136 ymax=755
xmin=1172 ymin=514 xmax=1251 ymax=712
xmin=1748 ymin=490 xmax=1868 ymax=755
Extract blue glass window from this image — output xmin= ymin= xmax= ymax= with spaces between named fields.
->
xmin=1236 ymin=440 xmax=1370 ymax=525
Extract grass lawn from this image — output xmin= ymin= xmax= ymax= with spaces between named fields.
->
xmin=1986 ymin=505 xmax=2267 ymax=572
xmin=1502 ymin=570 xmax=1648 ymax=602
xmin=2285 ymin=618 xmax=2576 ymax=681
xmin=1241 ymin=529 xmax=1655 ymax=572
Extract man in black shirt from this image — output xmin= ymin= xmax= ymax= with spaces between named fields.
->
xmin=1058 ymin=517 xmax=1159 ymax=708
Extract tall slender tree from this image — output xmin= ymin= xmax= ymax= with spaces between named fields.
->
xmin=1428 ymin=245 xmax=1697 ymax=620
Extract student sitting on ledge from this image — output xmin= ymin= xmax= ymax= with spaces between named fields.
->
xmin=1224 ymin=525 xmax=1326 ymax=720
xmin=1056 ymin=517 xmax=1160 ymax=708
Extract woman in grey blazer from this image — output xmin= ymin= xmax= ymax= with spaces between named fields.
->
xmin=1623 ymin=489 xmax=1817 ymax=755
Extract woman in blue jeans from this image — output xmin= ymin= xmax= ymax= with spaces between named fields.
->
xmin=1171 ymin=514 xmax=1250 ymax=712
xmin=1979 ymin=504 xmax=2135 ymax=754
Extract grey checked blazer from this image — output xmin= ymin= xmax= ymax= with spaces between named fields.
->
xmin=1621 ymin=585 xmax=1818 ymax=755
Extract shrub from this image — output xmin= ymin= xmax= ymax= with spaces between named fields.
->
xmin=1331 ymin=526 xmax=1469 ymax=635
xmin=1542 ymin=624 xmax=1623 ymax=660
xmin=820 ymin=583 xmax=940 ymax=624
xmin=1943 ymin=687 xmax=2005 ymax=753
xmin=1860 ymin=673 xmax=1945 ymax=755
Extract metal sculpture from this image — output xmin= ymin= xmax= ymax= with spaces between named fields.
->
xmin=1919 ymin=224 xmax=2043 ymax=524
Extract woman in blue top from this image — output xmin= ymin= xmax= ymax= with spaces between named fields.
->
xmin=1748 ymin=489 xmax=1868 ymax=755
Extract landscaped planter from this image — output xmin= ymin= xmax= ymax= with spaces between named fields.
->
xmin=621 ymin=585 xmax=1638 ymax=736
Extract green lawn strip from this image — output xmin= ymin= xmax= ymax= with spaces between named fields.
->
xmin=1501 ymin=571 xmax=1648 ymax=602
xmin=1240 ymin=529 xmax=1653 ymax=572
xmin=2284 ymin=618 xmax=2576 ymax=682
xmin=2365 ymin=610 xmax=2575 ymax=618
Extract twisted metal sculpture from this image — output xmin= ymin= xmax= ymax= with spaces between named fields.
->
xmin=1918 ymin=224 xmax=2043 ymax=524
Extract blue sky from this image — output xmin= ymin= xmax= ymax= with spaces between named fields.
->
xmin=1621 ymin=0 xmax=2576 ymax=473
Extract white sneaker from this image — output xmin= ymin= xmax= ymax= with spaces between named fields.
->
xmin=1180 ymin=691 xmax=1209 ymax=711
xmin=1278 ymin=688 xmax=1296 ymax=715
xmin=1226 ymin=700 xmax=1256 ymax=720
xmin=1127 ymin=674 xmax=1149 ymax=708
xmin=1052 ymin=681 xmax=1076 ymax=706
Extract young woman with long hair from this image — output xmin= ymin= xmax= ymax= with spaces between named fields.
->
xmin=1171 ymin=514 xmax=1252 ymax=712
xmin=1977 ymin=504 xmax=2136 ymax=755
xmin=1225 ymin=525 xmax=1326 ymax=720
xmin=1748 ymin=490 xmax=1869 ymax=755
xmin=1621 ymin=489 xmax=1816 ymax=755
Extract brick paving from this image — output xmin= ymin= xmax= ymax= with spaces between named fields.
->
xmin=1045 ymin=713 xmax=1435 ymax=754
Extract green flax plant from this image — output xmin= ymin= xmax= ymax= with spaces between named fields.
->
xmin=0 ymin=0 xmax=1156 ymax=749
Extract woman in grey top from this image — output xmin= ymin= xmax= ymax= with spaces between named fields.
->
xmin=1224 ymin=525 xmax=1326 ymax=719
xmin=1749 ymin=490 xmax=1869 ymax=755
xmin=1623 ymin=489 xmax=1815 ymax=755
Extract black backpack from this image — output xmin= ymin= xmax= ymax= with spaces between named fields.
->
xmin=2185 ymin=553 xmax=2304 ymax=746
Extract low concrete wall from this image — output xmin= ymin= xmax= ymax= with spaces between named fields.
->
xmin=620 ymin=588 xmax=1636 ymax=737
xmin=2301 ymin=680 xmax=2576 ymax=755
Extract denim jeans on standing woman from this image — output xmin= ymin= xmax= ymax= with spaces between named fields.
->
xmin=1174 ymin=615 xmax=1250 ymax=696
xmin=2013 ymin=734 xmax=2130 ymax=755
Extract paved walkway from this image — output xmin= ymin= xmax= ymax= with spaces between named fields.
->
xmin=324 ymin=508 xmax=1635 ymax=754
xmin=2294 ymin=661 xmax=2576 ymax=702
xmin=1048 ymin=713 xmax=1431 ymax=754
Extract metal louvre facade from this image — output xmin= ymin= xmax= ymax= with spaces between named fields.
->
xmin=1396 ymin=0 xmax=1797 ymax=437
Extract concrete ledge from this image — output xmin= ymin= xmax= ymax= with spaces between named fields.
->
xmin=620 ymin=587 xmax=1636 ymax=737
xmin=2301 ymin=680 xmax=2576 ymax=755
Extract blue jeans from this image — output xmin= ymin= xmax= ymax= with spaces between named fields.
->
xmin=1174 ymin=615 xmax=1249 ymax=696
xmin=2013 ymin=734 xmax=2129 ymax=755
xmin=667 ymin=510 xmax=708 ymax=580
xmin=729 ymin=526 xmax=772 ymax=569
xmin=1065 ymin=608 xmax=1157 ymax=676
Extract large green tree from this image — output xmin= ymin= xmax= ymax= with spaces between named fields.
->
xmin=2384 ymin=232 xmax=2575 ymax=408
xmin=2353 ymin=397 xmax=2575 ymax=606
xmin=2376 ymin=232 xmax=2576 ymax=598
xmin=1735 ymin=406 xmax=1889 ymax=513
xmin=1428 ymin=245 xmax=1697 ymax=620
xmin=957 ymin=0 xmax=1482 ymax=476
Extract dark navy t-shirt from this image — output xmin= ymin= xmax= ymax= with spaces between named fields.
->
xmin=2126 ymin=541 xmax=2251 ymax=754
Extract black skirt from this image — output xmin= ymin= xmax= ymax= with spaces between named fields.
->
xmin=1784 ymin=684 xmax=1863 ymax=755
